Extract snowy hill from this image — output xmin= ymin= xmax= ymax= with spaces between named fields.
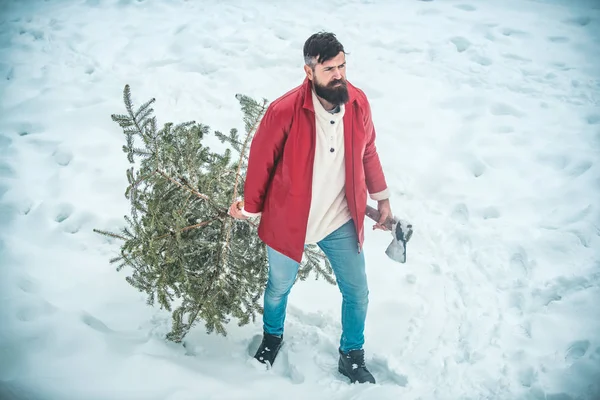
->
xmin=1 ymin=0 xmax=599 ymax=399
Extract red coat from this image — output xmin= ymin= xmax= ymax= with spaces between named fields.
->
xmin=243 ymin=77 xmax=388 ymax=263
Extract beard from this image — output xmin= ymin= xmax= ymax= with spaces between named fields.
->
xmin=313 ymin=76 xmax=349 ymax=106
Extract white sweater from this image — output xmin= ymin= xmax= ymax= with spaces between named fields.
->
xmin=304 ymin=89 xmax=352 ymax=244
xmin=243 ymin=89 xmax=389 ymax=245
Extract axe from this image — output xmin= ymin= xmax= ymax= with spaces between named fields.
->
xmin=365 ymin=204 xmax=413 ymax=263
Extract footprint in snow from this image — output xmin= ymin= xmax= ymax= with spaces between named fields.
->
xmin=17 ymin=276 xmax=38 ymax=293
xmin=566 ymin=160 xmax=593 ymax=178
xmin=550 ymin=62 xmax=573 ymax=71
xmin=501 ymin=28 xmax=530 ymax=38
xmin=489 ymin=102 xmax=525 ymax=118
xmin=508 ymin=289 xmax=525 ymax=312
xmin=562 ymin=16 xmax=592 ymax=27
xmin=565 ymin=340 xmax=590 ymax=364
xmin=450 ymin=203 xmax=469 ymax=225
xmin=460 ymin=48 xmax=492 ymax=66
xmin=502 ymin=53 xmax=531 ymax=63
xmin=481 ymin=206 xmax=500 ymax=220
xmin=62 ymin=211 xmax=95 ymax=234
xmin=346 ymin=354 xmax=408 ymax=386
xmin=492 ymin=125 xmax=515 ymax=134
xmin=517 ymin=366 xmax=537 ymax=387
xmin=547 ymin=36 xmax=570 ymax=43
xmin=509 ymin=247 xmax=531 ymax=278
xmin=51 ymin=202 xmax=94 ymax=234
xmin=450 ymin=36 xmax=470 ymax=53
xmin=463 ymin=156 xmax=486 ymax=178
xmin=531 ymin=275 xmax=591 ymax=309
xmin=173 ymin=23 xmax=188 ymax=35
xmin=0 ymin=161 xmax=16 ymax=179
xmin=54 ymin=203 xmax=74 ymax=223
xmin=587 ymin=114 xmax=600 ymax=125
xmin=16 ymin=300 xmax=57 ymax=322
xmin=0 ymin=133 xmax=12 ymax=154
xmin=80 ymin=312 xmax=150 ymax=354
xmin=417 ymin=8 xmax=440 ymax=16
xmin=17 ymin=122 xmax=44 ymax=137
xmin=81 ymin=312 xmax=112 ymax=334
xmin=454 ymin=4 xmax=476 ymax=11
xmin=19 ymin=28 xmax=45 ymax=41
xmin=52 ymin=148 xmax=73 ymax=166
xmin=535 ymin=152 xmax=570 ymax=171
xmin=562 ymin=203 xmax=592 ymax=225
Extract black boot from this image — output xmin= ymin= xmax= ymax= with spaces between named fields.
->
xmin=338 ymin=348 xmax=376 ymax=384
xmin=254 ymin=332 xmax=283 ymax=367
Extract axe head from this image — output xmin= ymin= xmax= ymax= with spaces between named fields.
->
xmin=365 ymin=204 xmax=413 ymax=264
xmin=385 ymin=219 xmax=413 ymax=263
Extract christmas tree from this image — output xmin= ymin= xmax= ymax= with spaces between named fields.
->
xmin=94 ymin=85 xmax=335 ymax=343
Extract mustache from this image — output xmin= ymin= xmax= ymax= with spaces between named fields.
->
xmin=328 ymin=79 xmax=346 ymax=87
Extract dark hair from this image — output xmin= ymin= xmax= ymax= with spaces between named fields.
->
xmin=303 ymin=32 xmax=346 ymax=68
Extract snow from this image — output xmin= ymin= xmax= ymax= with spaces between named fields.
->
xmin=1 ymin=0 xmax=599 ymax=398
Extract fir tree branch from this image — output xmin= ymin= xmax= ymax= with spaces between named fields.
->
xmin=179 ymin=191 xmax=194 ymax=217
xmin=155 ymin=168 xmax=210 ymax=202
xmin=156 ymin=219 xmax=216 ymax=240
xmin=171 ymin=268 xmax=219 ymax=342
xmin=215 ymin=130 xmax=243 ymax=149
xmin=305 ymin=246 xmax=328 ymax=260
xmin=218 ymin=216 xmax=230 ymax=277
xmin=93 ymin=228 xmax=128 ymax=241
xmin=130 ymin=170 xmax=156 ymax=190
xmin=124 ymin=85 xmax=150 ymax=144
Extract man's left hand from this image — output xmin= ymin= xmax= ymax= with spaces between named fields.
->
xmin=373 ymin=199 xmax=392 ymax=231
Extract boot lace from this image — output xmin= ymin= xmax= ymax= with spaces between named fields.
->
xmin=346 ymin=350 xmax=366 ymax=370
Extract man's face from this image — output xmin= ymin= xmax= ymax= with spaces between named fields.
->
xmin=308 ymin=51 xmax=348 ymax=106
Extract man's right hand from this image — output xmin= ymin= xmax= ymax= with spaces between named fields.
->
xmin=228 ymin=199 xmax=249 ymax=220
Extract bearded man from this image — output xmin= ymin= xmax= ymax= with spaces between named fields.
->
xmin=229 ymin=32 xmax=392 ymax=384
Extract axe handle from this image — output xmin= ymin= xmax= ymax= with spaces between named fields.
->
xmin=365 ymin=204 xmax=395 ymax=230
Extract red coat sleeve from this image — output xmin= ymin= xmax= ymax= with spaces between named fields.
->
xmin=362 ymin=97 xmax=389 ymax=200
xmin=243 ymin=105 xmax=288 ymax=214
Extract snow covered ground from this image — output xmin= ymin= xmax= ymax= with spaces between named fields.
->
xmin=1 ymin=0 xmax=599 ymax=399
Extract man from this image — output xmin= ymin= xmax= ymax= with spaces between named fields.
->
xmin=229 ymin=32 xmax=392 ymax=384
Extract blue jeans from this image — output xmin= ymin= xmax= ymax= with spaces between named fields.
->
xmin=263 ymin=219 xmax=369 ymax=353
